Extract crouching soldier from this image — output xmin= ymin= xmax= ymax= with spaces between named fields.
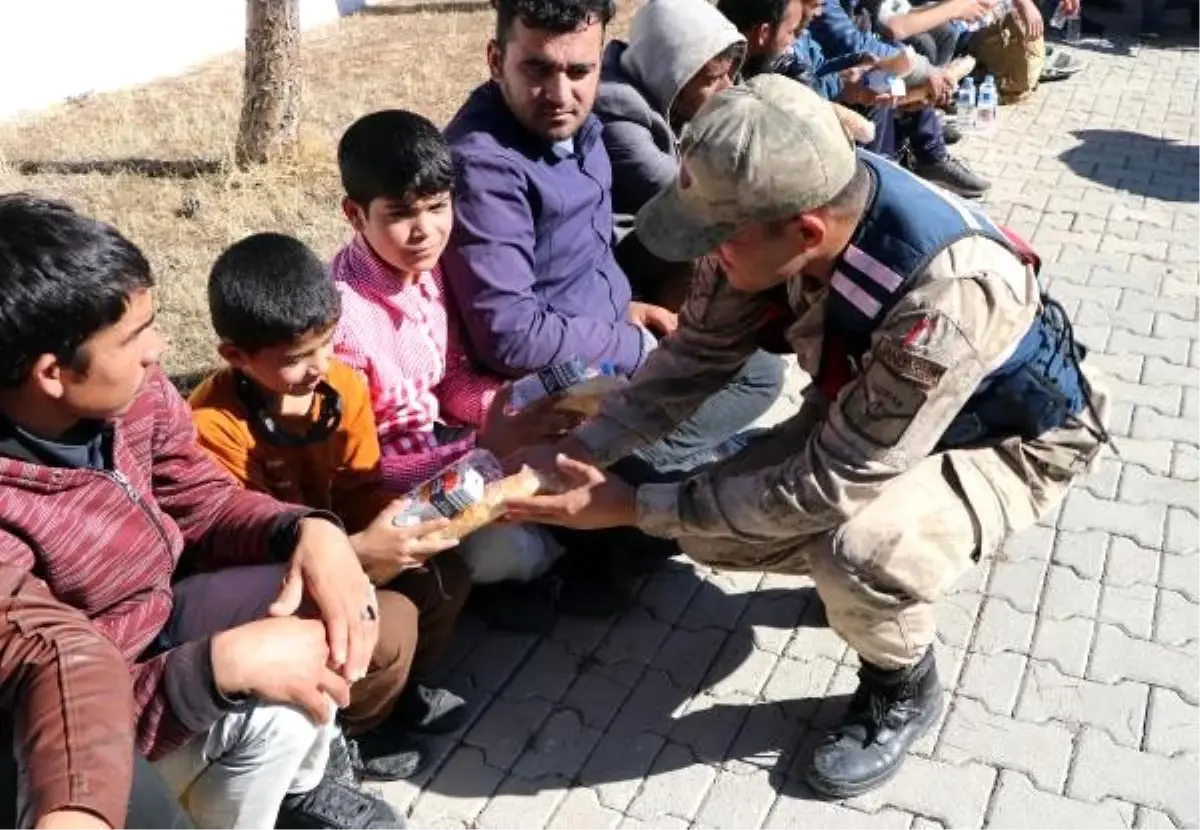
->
xmin=504 ymin=75 xmax=1111 ymax=798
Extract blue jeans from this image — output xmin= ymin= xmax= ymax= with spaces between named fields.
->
xmin=612 ymin=349 xmax=787 ymax=486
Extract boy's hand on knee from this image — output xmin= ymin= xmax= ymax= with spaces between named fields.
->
xmin=352 ymin=504 xmax=458 ymax=584
xmin=212 ymin=617 xmax=351 ymax=723
xmin=274 ymin=518 xmax=379 ymax=683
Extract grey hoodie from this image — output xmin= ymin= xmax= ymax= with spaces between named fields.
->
xmin=594 ymin=0 xmax=745 ymax=233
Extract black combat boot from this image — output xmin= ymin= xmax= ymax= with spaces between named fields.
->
xmin=806 ymin=648 xmax=942 ymax=799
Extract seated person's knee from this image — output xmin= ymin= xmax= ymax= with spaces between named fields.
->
xmin=456 ymin=524 xmax=562 ymax=584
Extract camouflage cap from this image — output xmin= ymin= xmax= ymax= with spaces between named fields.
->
xmin=637 ymin=74 xmax=858 ymax=262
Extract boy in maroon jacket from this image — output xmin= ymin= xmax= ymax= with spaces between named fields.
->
xmin=0 ymin=194 xmax=398 ymax=830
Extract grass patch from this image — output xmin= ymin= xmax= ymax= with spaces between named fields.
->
xmin=0 ymin=0 xmax=638 ymax=382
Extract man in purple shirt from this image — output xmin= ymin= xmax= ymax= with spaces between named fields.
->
xmin=442 ymin=0 xmax=785 ymax=626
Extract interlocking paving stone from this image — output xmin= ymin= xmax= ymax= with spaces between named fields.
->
xmin=989 ymin=771 xmax=1136 ymax=829
xmin=1069 ymin=728 xmax=1199 ymax=828
xmin=1017 ymin=659 xmax=1149 ymax=748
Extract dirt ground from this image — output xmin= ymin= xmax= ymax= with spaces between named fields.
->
xmin=0 ymin=0 xmax=637 ymax=386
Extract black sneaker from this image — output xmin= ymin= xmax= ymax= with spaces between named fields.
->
xmin=277 ymin=775 xmax=403 ymax=829
xmin=942 ymin=121 xmax=964 ymax=146
xmin=913 ymin=155 xmax=992 ymax=199
xmin=805 ymin=649 xmax=943 ymax=799
xmin=329 ymin=728 xmax=427 ymax=783
xmin=391 ymin=684 xmax=468 ymax=735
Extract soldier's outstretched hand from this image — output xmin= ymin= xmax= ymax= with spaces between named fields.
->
xmin=504 ymin=454 xmax=637 ymax=530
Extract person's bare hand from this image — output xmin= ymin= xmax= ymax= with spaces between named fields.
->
xmin=629 ymin=301 xmax=678 ymax=336
xmin=955 ymin=0 xmax=998 ymax=22
xmin=838 ymin=77 xmax=896 ymax=107
xmin=478 ymin=384 xmax=584 ymax=460
xmin=36 ymin=810 xmax=110 ymax=830
xmin=212 ymin=616 xmax=352 ymax=724
xmin=504 ymin=455 xmax=638 ymax=530
xmin=838 ymin=56 xmax=901 ymax=107
xmin=352 ymin=502 xmax=457 ymax=584
xmin=839 ymin=55 xmax=881 ymax=86
xmin=922 ymin=67 xmax=956 ymax=105
xmin=269 ymin=517 xmax=378 ymax=683
xmin=1059 ymin=0 xmax=1080 ymax=15
xmin=1012 ymin=0 xmax=1045 ymax=38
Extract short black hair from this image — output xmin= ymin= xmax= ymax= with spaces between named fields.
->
xmin=208 ymin=232 xmax=341 ymax=353
xmin=718 ymin=0 xmax=790 ymax=33
xmin=493 ymin=0 xmax=615 ymax=45
xmin=0 ymin=193 xmax=154 ymax=389
xmin=337 ymin=110 xmax=453 ymax=208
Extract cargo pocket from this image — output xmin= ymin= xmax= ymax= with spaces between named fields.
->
xmin=943 ymin=451 xmax=1007 ymax=562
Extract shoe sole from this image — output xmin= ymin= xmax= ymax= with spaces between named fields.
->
xmin=927 ymin=181 xmax=990 ymax=200
xmin=802 ymin=693 xmax=947 ymax=800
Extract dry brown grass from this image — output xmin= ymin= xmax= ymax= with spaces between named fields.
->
xmin=0 ymin=0 xmax=638 ymax=385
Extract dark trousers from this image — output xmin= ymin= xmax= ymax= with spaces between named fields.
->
xmin=866 ymin=104 xmax=947 ymax=164
xmin=907 ymin=21 xmax=964 ymax=65
xmin=615 ymin=348 xmax=786 ymax=484
xmin=0 ymin=722 xmax=193 ymax=829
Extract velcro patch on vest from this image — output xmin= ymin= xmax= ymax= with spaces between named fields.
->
xmin=875 ymin=338 xmax=947 ymax=390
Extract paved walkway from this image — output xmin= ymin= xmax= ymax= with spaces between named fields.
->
xmin=375 ymin=31 xmax=1200 ymax=830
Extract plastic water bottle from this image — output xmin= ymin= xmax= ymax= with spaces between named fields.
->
xmin=976 ymin=75 xmax=999 ymax=135
xmin=1050 ymin=1 xmax=1082 ymax=42
xmin=962 ymin=0 xmax=1011 ymax=31
xmin=956 ymin=77 xmax=977 ymax=132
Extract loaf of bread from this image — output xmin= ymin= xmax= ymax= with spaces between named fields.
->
xmin=426 ymin=466 xmax=543 ymax=543
xmin=833 ymin=103 xmax=877 ymax=144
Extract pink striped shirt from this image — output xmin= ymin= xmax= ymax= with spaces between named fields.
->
xmin=331 ymin=236 xmax=502 ymax=492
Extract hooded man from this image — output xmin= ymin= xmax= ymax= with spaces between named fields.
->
xmin=593 ymin=0 xmax=746 ymax=308
xmin=595 ymin=0 xmax=747 ymax=232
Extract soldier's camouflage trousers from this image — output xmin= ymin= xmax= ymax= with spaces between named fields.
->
xmin=678 ymin=373 xmax=1110 ymax=670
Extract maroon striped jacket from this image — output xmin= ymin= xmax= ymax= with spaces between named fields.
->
xmin=0 ymin=368 xmax=301 ymax=759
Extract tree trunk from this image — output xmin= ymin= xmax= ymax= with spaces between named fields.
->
xmin=235 ymin=0 xmax=301 ymax=168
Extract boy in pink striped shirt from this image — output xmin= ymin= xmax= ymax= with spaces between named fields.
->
xmin=331 ymin=110 xmax=570 ymax=629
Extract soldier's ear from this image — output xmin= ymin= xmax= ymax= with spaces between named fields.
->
xmin=795 ymin=213 xmax=827 ymax=250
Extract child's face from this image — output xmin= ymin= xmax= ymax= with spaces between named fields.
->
xmin=221 ymin=326 xmax=336 ymax=398
xmin=344 ymin=192 xmax=453 ymax=276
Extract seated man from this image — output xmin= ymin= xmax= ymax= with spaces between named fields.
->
xmin=0 ymin=571 xmax=192 ymax=830
xmin=593 ymin=0 xmax=745 ymax=307
xmin=190 ymin=231 xmax=481 ymax=783
xmin=0 ymin=194 xmax=396 ymax=830
xmin=441 ymin=0 xmax=786 ymax=617
xmin=507 ymin=77 xmax=1110 ymax=800
xmin=744 ymin=0 xmax=992 ymax=198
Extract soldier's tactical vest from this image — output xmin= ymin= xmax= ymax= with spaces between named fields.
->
xmin=818 ymin=152 xmax=1089 ymax=450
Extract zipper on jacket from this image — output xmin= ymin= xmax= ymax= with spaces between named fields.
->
xmin=104 ymin=470 xmax=172 ymax=553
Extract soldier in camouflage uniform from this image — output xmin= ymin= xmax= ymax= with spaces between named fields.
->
xmin=506 ymin=73 xmax=1110 ymax=797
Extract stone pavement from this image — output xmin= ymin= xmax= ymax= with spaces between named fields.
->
xmin=373 ymin=32 xmax=1200 ymax=830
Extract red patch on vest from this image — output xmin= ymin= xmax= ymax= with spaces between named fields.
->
xmin=902 ymin=316 xmax=936 ymax=349
xmin=999 ymin=224 xmax=1041 ymax=272
xmin=816 ymin=330 xmax=854 ymax=401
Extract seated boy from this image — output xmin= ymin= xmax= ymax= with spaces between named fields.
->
xmin=330 ymin=109 xmax=574 ymax=629
xmin=190 ymin=232 xmax=476 ymax=782
xmin=0 ymin=193 xmax=396 ymax=830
